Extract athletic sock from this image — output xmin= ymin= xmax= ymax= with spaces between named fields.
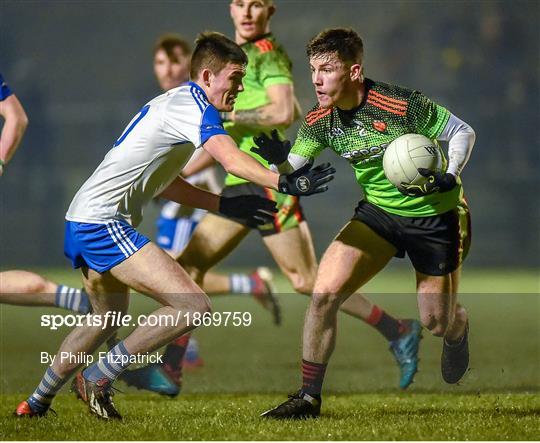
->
xmin=301 ymin=359 xmax=327 ymax=397
xmin=366 ymin=305 xmax=407 ymax=341
xmin=27 ymin=367 xmax=66 ymax=413
xmin=229 ymin=273 xmax=255 ymax=294
xmin=83 ymin=341 xmax=132 ymax=383
xmin=162 ymin=334 xmax=191 ymax=370
xmin=55 ymin=285 xmax=91 ymax=314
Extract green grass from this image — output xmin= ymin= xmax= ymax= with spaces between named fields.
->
xmin=1 ymin=267 xmax=539 ymax=440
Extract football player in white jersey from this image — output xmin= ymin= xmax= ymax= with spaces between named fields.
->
xmin=119 ymin=34 xmax=280 ymax=396
xmin=15 ymin=31 xmax=334 ymax=419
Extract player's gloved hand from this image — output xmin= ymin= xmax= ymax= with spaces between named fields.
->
xmin=278 ymin=163 xmax=335 ymax=196
xmin=218 ymin=195 xmax=277 ymax=226
xmin=251 ymin=129 xmax=291 ymax=165
xmin=398 ymin=168 xmax=457 ymax=196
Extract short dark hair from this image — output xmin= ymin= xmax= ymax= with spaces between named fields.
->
xmin=190 ymin=31 xmax=248 ymax=79
xmin=154 ymin=34 xmax=192 ymax=61
xmin=306 ymin=28 xmax=364 ymax=65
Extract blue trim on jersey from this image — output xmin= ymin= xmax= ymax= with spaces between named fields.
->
xmin=64 ymin=220 xmax=150 ymax=273
xmin=0 ymin=73 xmax=13 ymax=101
xmin=187 ymin=81 xmax=227 ymax=144
xmin=200 ymin=105 xmax=228 ymax=144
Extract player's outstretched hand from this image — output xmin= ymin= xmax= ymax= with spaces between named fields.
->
xmin=278 ymin=163 xmax=335 ymax=196
xmin=251 ymin=129 xmax=291 ymax=165
xmin=218 ymin=195 xmax=277 ymax=226
xmin=398 ymin=168 xmax=457 ymax=196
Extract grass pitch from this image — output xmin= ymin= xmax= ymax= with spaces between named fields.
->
xmin=1 ymin=267 xmax=539 ymax=440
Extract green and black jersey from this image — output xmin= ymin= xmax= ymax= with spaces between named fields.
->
xmin=224 ymin=33 xmax=294 ymax=187
xmin=291 ymin=79 xmax=464 ymax=217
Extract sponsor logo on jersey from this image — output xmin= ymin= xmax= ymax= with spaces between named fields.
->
xmin=341 ymin=143 xmax=390 ymax=165
xmin=372 ymin=120 xmax=387 ymax=132
xmin=296 ymin=176 xmax=311 ymax=193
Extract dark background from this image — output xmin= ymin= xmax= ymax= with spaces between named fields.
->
xmin=1 ymin=0 xmax=538 ymax=268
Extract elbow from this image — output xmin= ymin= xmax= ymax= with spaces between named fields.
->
xmin=273 ymin=110 xmax=295 ymax=127
xmin=18 ymin=113 xmax=29 ymax=132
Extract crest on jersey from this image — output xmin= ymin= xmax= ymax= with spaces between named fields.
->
xmin=372 ymin=120 xmax=387 ymax=132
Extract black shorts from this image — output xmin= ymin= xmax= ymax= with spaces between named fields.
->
xmin=220 ymin=183 xmax=305 ymax=236
xmin=351 ymin=200 xmax=471 ymax=276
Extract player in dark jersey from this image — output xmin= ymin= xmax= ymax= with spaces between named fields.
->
xmin=260 ymin=28 xmax=475 ymax=419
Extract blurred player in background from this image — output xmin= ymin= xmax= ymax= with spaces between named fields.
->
xmin=15 ymin=31 xmax=332 ymax=419
xmin=0 ymin=74 xmax=92 ymax=313
xmin=261 ymin=28 xmax=475 ymax=419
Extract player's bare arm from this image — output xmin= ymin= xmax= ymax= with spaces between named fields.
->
xmin=227 ymin=83 xmax=297 ymax=128
xmin=181 ymin=148 xmax=216 ymax=178
xmin=0 ymin=94 xmax=29 ymax=175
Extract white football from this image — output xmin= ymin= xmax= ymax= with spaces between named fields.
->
xmin=383 ymin=133 xmax=442 ymax=188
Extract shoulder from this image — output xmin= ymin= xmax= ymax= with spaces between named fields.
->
xmin=365 ymin=79 xmax=415 ymax=116
xmin=304 ymin=104 xmax=333 ymax=127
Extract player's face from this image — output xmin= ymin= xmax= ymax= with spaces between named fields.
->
xmin=310 ymin=53 xmax=355 ymax=109
xmin=230 ymin=0 xmax=274 ymax=44
xmin=154 ymin=47 xmax=190 ymax=92
xmin=206 ymin=63 xmax=246 ymax=111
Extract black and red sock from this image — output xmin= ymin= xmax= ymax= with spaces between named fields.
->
xmin=366 ymin=305 xmax=407 ymax=341
xmin=162 ymin=334 xmax=191 ymax=370
xmin=301 ymin=359 xmax=327 ymax=397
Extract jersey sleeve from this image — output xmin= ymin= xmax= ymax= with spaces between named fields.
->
xmin=290 ymin=119 xmax=326 ymax=160
xmin=258 ymin=50 xmax=293 ymax=88
xmin=0 ymin=73 xmax=13 ymax=101
xmin=165 ymin=99 xmax=227 ymax=147
xmin=407 ymin=91 xmax=451 ymax=139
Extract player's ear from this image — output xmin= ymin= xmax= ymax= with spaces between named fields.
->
xmin=201 ymin=68 xmax=212 ymax=87
xmin=350 ymin=64 xmax=362 ymax=82
xmin=267 ymin=4 xmax=276 ymax=19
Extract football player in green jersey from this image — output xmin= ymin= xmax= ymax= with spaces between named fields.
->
xmin=261 ymin=28 xmax=476 ymax=419
xmin=176 ymin=0 xmax=423 ymax=391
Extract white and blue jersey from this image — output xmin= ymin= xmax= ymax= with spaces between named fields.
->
xmin=0 ymin=73 xmax=14 ymax=101
xmin=65 ymin=81 xmax=227 ymax=272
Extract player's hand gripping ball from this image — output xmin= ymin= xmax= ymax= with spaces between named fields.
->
xmin=382 ymin=133 xmax=454 ymax=196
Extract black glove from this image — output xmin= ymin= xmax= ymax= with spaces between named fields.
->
xmin=278 ymin=163 xmax=335 ymax=196
xmin=218 ymin=195 xmax=277 ymax=226
xmin=398 ymin=168 xmax=457 ymax=196
xmin=251 ymin=129 xmax=291 ymax=165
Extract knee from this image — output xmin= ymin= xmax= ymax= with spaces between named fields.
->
xmin=25 ymin=274 xmax=50 ymax=293
xmin=191 ymin=293 xmax=212 ymax=315
xmin=179 ymin=261 xmax=207 ymax=285
xmin=420 ymin=310 xmax=450 ymax=337
xmin=290 ymin=269 xmax=316 ymax=295
xmin=310 ymin=287 xmax=342 ymax=313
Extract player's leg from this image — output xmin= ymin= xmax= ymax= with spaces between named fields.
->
xmin=413 ymin=202 xmax=471 ymax=384
xmin=262 ymin=221 xmax=396 ymax=418
xmin=0 ymin=270 xmax=91 ymax=313
xmin=17 ymin=268 xmax=129 ymax=417
xmin=72 ymin=243 xmax=210 ymax=419
xmin=265 ymin=211 xmax=421 ymax=389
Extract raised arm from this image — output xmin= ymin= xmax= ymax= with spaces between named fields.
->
xmin=0 ymin=94 xmax=29 ymax=175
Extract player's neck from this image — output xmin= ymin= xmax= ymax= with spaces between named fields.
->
xmin=235 ymin=28 xmax=271 ymax=45
xmin=336 ymin=81 xmax=365 ymax=111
